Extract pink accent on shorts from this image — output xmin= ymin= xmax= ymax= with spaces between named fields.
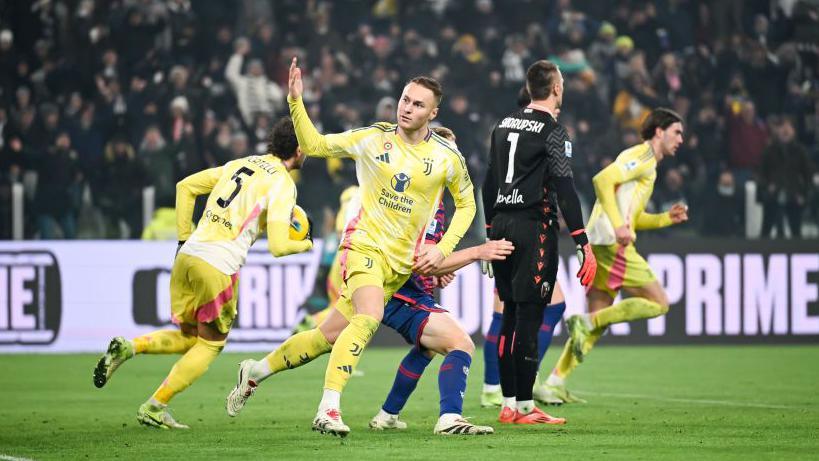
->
xmin=485 ymin=334 xmax=498 ymax=343
xmin=393 ymin=292 xmax=416 ymax=305
xmin=236 ymin=204 xmax=261 ymax=237
xmin=415 ymin=316 xmax=431 ymax=349
xmin=498 ymin=335 xmax=506 ymax=358
xmin=196 ymin=273 xmax=239 ymax=323
xmin=607 ymin=245 xmax=627 ymax=292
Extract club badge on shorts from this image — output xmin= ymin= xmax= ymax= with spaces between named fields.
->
xmin=541 ymin=281 xmax=552 ymax=299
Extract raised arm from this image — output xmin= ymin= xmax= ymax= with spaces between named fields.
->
xmin=176 ymin=167 xmax=222 ymax=241
xmin=287 ymin=57 xmax=364 ymax=159
xmin=225 ymin=53 xmax=243 ymax=89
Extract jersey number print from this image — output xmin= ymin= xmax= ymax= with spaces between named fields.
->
xmin=217 ymin=167 xmax=255 ymax=208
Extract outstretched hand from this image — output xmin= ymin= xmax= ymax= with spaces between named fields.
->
xmin=477 ymin=239 xmax=514 ymax=261
xmin=288 ymin=56 xmax=303 ymax=100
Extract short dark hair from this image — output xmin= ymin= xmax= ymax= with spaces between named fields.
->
xmin=516 ymin=86 xmax=531 ymax=108
xmin=640 ymin=108 xmax=683 ymax=141
xmin=268 ymin=117 xmax=299 ymax=160
xmin=526 ymin=60 xmax=560 ymax=100
xmin=407 ymin=76 xmax=443 ymax=105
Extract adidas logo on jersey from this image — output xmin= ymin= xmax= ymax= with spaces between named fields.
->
xmin=337 ymin=365 xmax=353 ymax=374
xmin=376 ymin=152 xmax=391 ymax=163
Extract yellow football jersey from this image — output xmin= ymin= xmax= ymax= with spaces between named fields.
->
xmin=177 ymin=155 xmax=304 ymax=274
xmin=289 ymin=96 xmax=475 ymax=275
xmin=587 ymin=142 xmax=670 ymax=245
xmin=335 ymin=185 xmax=361 ymax=236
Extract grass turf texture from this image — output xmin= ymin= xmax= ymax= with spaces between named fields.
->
xmin=1 ymin=346 xmax=817 ymax=460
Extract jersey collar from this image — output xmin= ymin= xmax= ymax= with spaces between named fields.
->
xmin=395 ymin=126 xmax=433 ymax=146
xmin=526 ymin=103 xmax=558 ymax=120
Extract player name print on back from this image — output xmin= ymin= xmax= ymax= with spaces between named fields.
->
xmin=498 ymin=116 xmax=546 ymax=133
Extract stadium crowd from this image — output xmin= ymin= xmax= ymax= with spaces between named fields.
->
xmin=1 ymin=0 xmax=817 ymax=241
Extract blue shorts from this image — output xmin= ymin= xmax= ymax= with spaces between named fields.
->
xmin=382 ymin=283 xmax=447 ymax=347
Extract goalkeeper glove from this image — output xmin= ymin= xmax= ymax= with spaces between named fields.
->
xmin=479 ymin=238 xmax=494 ymax=278
xmin=575 ymin=242 xmax=597 ymax=287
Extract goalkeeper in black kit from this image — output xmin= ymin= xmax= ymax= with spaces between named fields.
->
xmin=482 ymin=60 xmax=597 ymax=425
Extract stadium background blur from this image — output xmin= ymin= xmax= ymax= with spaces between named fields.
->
xmin=1 ymin=0 xmax=818 ymax=242
xmin=2 ymin=2 xmax=819 ymax=459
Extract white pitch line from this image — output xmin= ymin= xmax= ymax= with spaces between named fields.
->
xmin=574 ymin=390 xmax=801 ymax=410
xmin=0 ymin=455 xmax=35 ymax=461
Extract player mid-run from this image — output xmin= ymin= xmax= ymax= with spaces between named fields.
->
xmin=93 ymin=118 xmax=313 ymax=429
xmin=540 ymin=108 xmax=688 ymax=404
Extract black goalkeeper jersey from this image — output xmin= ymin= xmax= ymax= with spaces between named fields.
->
xmin=482 ymin=106 xmax=573 ymax=224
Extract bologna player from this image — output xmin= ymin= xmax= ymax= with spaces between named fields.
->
xmin=482 ymin=60 xmax=596 ymax=425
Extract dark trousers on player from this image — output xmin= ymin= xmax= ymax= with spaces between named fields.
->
xmin=490 ymin=211 xmax=558 ymax=402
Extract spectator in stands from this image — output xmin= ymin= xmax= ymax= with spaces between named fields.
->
xmin=165 ymin=96 xmax=200 ymax=179
xmin=138 ymin=126 xmax=175 ymax=208
xmin=726 ymin=99 xmax=769 ymax=185
xmin=1 ymin=134 xmax=29 ymax=184
xmin=653 ymin=167 xmax=688 ymax=217
xmin=98 ymin=136 xmax=147 ymax=238
xmin=228 ymin=132 xmax=249 ymax=160
xmin=225 ymin=37 xmax=284 ymax=126
xmin=701 ymin=170 xmax=744 ymax=237
xmin=34 ymin=131 xmax=81 ymax=239
xmin=758 ymin=118 xmax=814 ymax=238
xmin=0 ymin=0 xmax=817 ymax=241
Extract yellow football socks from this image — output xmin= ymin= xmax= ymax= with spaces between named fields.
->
xmin=151 ymin=337 xmax=224 ymax=404
xmin=553 ymin=328 xmax=604 ymax=379
xmin=553 ymin=298 xmax=668 ymax=380
xmin=592 ymin=298 xmax=668 ymax=330
xmin=263 ymin=328 xmax=332 ymax=374
xmin=133 ymin=330 xmax=197 ymax=354
xmin=324 ymin=314 xmax=379 ymax=392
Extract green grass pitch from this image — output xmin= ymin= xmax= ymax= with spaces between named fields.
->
xmin=1 ymin=345 xmax=817 ymax=460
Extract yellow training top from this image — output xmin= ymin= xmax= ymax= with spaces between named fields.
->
xmin=587 ymin=142 xmax=672 ymax=245
xmin=176 ymin=155 xmax=312 ymax=274
xmin=289 ymin=96 xmax=475 ymax=275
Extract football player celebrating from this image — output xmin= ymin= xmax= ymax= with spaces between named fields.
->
xmin=271 ymin=58 xmax=476 ymax=436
